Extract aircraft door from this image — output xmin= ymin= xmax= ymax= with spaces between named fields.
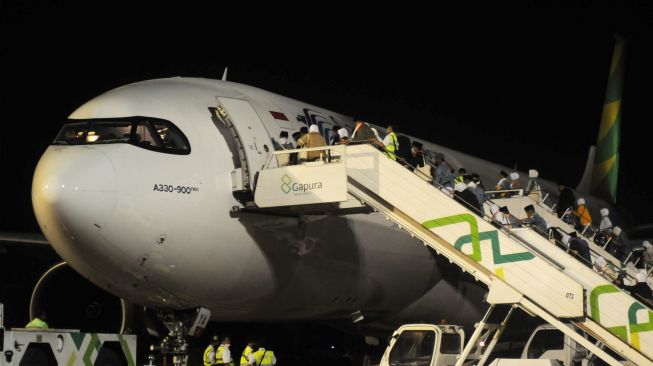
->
xmin=215 ymin=97 xmax=272 ymax=191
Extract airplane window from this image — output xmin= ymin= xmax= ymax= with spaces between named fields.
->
xmin=53 ymin=122 xmax=88 ymax=145
xmin=52 ymin=117 xmax=191 ymax=155
xmin=151 ymin=121 xmax=189 ymax=152
xmin=88 ymin=122 xmax=132 ymax=143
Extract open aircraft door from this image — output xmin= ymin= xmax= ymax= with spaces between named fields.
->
xmin=214 ymin=97 xmax=272 ymax=191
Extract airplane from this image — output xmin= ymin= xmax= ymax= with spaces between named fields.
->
xmin=28 ymin=77 xmax=492 ymax=339
xmin=2 ymin=38 xmax=630 ymax=364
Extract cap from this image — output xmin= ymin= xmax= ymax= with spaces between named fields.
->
xmin=577 ymin=198 xmax=585 ymax=205
xmin=510 ymin=172 xmax=519 ymax=180
xmin=643 ymin=240 xmax=652 ymax=248
xmin=337 ymin=128 xmax=349 ymax=138
xmin=529 ymin=169 xmax=539 ymax=178
xmin=600 ymin=208 xmax=609 ymax=216
xmin=613 ymin=226 xmax=622 ymax=236
xmin=309 ymin=124 xmax=319 ymax=133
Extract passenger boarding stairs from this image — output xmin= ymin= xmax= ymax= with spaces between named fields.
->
xmin=487 ymin=193 xmax=628 ymax=281
xmin=253 ymin=144 xmax=653 ymax=366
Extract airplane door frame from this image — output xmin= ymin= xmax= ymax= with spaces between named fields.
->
xmin=213 ymin=97 xmax=272 ymax=191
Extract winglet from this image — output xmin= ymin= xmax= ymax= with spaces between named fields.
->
xmin=222 ymin=67 xmax=228 ymax=81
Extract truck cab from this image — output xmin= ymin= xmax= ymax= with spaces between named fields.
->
xmin=521 ymin=325 xmax=627 ymax=366
xmin=379 ymin=324 xmax=464 ymax=366
xmin=521 ymin=324 xmax=586 ymax=366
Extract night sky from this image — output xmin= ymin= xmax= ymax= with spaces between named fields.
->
xmin=2 ymin=1 xmax=653 ymax=232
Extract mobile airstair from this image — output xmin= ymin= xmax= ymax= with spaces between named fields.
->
xmin=253 ymin=144 xmax=653 ymax=366
xmin=487 ymin=192 xmax=626 ymax=275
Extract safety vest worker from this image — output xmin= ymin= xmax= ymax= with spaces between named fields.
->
xmin=240 ymin=344 xmax=255 ymax=366
xmin=382 ymin=125 xmax=399 ymax=160
xmin=216 ymin=337 xmax=234 ymax=366
xmin=252 ymin=347 xmax=276 ymax=366
xmin=25 ymin=317 xmax=48 ymax=330
xmin=204 ymin=335 xmax=220 ymax=366
xmin=216 ymin=346 xmax=234 ymax=366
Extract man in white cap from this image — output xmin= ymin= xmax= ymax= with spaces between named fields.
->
xmin=509 ymin=172 xmax=521 ymax=190
xmin=643 ymin=240 xmax=653 ymax=267
xmin=607 ymin=226 xmax=630 ymax=261
xmin=599 ymin=208 xmax=612 ymax=232
xmin=297 ymin=124 xmax=327 ymax=161
xmin=572 ymin=198 xmax=592 ymax=230
xmin=526 ymin=169 xmax=541 ymax=202
xmin=621 ymin=269 xmax=653 ymax=302
xmin=337 ymin=127 xmax=349 ymax=145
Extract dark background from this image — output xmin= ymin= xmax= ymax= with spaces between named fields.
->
xmin=1 ymin=2 xmax=652 ymax=363
xmin=2 ymin=1 xmax=653 ymax=232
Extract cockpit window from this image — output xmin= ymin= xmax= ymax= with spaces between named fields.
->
xmin=53 ymin=117 xmax=191 ymax=155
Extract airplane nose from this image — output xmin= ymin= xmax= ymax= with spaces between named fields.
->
xmin=32 ymin=146 xmax=118 ymax=245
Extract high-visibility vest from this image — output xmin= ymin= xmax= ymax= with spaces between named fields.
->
xmin=240 ymin=345 xmax=254 ymax=365
xmin=216 ymin=345 xmax=234 ymax=366
xmin=204 ymin=345 xmax=216 ymax=366
xmin=25 ymin=317 xmax=48 ymax=329
xmin=253 ymin=349 xmax=275 ymax=366
xmin=385 ymin=132 xmax=398 ymax=160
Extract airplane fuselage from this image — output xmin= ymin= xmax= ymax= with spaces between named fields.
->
xmin=32 ymin=78 xmax=485 ymax=325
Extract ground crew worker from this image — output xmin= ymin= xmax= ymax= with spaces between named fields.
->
xmin=377 ymin=124 xmax=399 ymax=160
xmin=252 ymin=341 xmax=276 ymax=366
xmin=25 ymin=312 xmax=48 ymax=329
xmin=216 ymin=336 xmax=234 ymax=366
xmin=240 ymin=341 xmax=256 ymax=366
xmin=204 ymin=335 xmax=220 ymax=366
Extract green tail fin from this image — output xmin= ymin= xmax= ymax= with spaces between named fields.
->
xmin=591 ymin=36 xmax=625 ymax=204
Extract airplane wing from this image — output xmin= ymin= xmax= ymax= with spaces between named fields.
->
xmin=0 ymin=232 xmax=49 ymax=245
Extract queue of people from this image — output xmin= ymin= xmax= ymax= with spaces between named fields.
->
xmin=269 ymin=120 xmax=652 ymax=302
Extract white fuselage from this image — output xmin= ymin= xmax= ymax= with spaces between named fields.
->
xmin=32 ymin=78 xmax=486 ymax=325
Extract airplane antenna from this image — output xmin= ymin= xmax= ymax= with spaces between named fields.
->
xmin=222 ymin=67 xmax=228 ymax=81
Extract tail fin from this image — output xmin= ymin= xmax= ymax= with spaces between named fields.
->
xmin=577 ymin=36 xmax=624 ymax=203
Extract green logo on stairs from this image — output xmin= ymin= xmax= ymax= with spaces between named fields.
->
xmin=281 ymin=175 xmax=291 ymax=194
